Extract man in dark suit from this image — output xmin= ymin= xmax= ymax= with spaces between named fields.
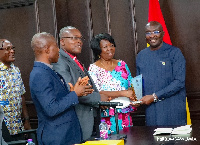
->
xmin=29 ymin=32 xmax=93 ymax=145
xmin=53 ymin=26 xmax=108 ymax=141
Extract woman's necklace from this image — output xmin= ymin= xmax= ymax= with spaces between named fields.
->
xmin=100 ymin=58 xmax=113 ymax=70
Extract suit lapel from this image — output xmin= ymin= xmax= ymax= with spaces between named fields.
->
xmin=59 ymin=50 xmax=98 ymax=91
xmin=60 ymin=49 xmax=86 ymax=76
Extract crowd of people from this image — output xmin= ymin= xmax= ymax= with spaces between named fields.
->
xmin=0 ymin=21 xmax=187 ymax=145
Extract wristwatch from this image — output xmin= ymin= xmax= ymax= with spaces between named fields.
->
xmin=153 ymin=93 xmax=158 ymax=102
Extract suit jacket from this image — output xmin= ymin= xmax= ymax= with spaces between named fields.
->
xmin=53 ymin=49 xmax=101 ymax=141
xmin=29 ymin=62 xmax=82 ymax=145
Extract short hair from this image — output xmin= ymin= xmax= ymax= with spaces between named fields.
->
xmin=146 ymin=21 xmax=163 ymax=30
xmin=0 ymin=39 xmax=5 ymax=47
xmin=31 ymin=32 xmax=55 ymax=53
xmin=90 ymin=33 xmax=116 ymax=61
xmin=0 ymin=39 xmax=11 ymax=47
xmin=59 ymin=26 xmax=77 ymax=38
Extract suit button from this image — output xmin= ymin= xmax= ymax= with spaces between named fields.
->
xmin=90 ymin=107 xmax=93 ymax=111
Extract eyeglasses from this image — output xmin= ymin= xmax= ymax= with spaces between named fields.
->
xmin=145 ymin=31 xmax=162 ymax=36
xmin=0 ymin=41 xmax=15 ymax=51
xmin=62 ymin=36 xmax=85 ymax=41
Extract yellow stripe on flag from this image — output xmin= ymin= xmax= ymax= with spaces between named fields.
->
xmin=186 ymin=97 xmax=191 ymax=125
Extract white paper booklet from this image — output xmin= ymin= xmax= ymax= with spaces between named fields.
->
xmin=171 ymin=125 xmax=192 ymax=135
xmin=153 ymin=125 xmax=192 ymax=135
xmin=153 ymin=128 xmax=173 ymax=135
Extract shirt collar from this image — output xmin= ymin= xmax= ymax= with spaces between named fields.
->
xmin=35 ymin=61 xmax=53 ymax=69
xmin=0 ymin=62 xmax=14 ymax=71
xmin=63 ymin=49 xmax=77 ymax=60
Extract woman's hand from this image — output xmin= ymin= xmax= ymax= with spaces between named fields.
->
xmin=124 ymin=90 xmax=137 ymax=101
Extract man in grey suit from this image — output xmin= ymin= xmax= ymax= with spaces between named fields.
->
xmin=53 ymin=26 xmax=108 ymax=141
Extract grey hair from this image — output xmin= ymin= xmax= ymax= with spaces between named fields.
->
xmin=0 ymin=39 xmax=11 ymax=47
xmin=59 ymin=26 xmax=77 ymax=38
xmin=31 ymin=32 xmax=54 ymax=52
xmin=0 ymin=39 xmax=5 ymax=46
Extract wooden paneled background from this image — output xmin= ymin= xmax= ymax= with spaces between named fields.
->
xmin=0 ymin=0 xmax=200 ymax=128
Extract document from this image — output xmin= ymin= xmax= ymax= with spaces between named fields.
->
xmin=131 ymin=74 xmax=143 ymax=100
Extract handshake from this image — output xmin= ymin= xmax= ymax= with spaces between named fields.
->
xmin=68 ymin=76 xmax=94 ymax=97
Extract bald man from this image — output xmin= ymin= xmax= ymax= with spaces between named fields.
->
xmin=137 ymin=21 xmax=186 ymax=126
xmin=29 ymin=32 xmax=92 ymax=145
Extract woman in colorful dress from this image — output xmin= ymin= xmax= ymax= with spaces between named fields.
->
xmin=88 ymin=33 xmax=138 ymax=134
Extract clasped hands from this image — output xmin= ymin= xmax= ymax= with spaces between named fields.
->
xmin=68 ymin=77 xmax=94 ymax=97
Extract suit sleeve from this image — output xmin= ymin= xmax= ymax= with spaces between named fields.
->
xmin=30 ymin=72 xmax=79 ymax=117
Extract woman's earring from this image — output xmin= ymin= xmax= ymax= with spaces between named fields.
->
xmin=98 ymin=55 xmax=101 ymax=58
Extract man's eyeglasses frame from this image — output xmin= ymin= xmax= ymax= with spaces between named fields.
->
xmin=61 ymin=36 xmax=85 ymax=42
xmin=145 ymin=31 xmax=162 ymax=36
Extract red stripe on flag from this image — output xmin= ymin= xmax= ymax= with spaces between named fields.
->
xmin=148 ymin=0 xmax=172 ymax=45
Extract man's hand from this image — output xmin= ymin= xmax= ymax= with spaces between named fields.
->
xmin=83 ymin=85 xmax=94 ymax=96
xmin=68 ymin=77 xmax=93 ymax=97
xmin=130 ymin=102 xmax=141 ymax=107
xmin=140 ymin=95 xmax=154 ymax=105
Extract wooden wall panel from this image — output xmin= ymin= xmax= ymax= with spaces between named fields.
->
xmin=90 ymin=0 xmax=107 ymax=35
xmin=0 ymin=3 xmax=36 ymax=100
xmin=109 ymin=0 xmax=136 ymax=76
xmin=134 ymin=0 xmax=149 ymax=52
xmin=0 ymin=2 xmax=36 ymax=127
